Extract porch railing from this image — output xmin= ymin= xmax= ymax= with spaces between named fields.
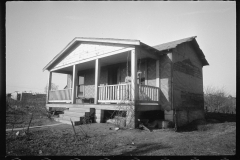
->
xmin=98 ymin=83 xmax=132 ymax=103
xmin=49 ymin=88 xmax=72 ymax=101
xmin=139 ymin=85 xmax=159 ymax=102
xmin=98 ymin=84 xmax=160 ymax=103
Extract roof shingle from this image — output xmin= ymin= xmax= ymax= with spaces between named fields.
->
xmin=152 ymin=36 xmax=197 ymax=51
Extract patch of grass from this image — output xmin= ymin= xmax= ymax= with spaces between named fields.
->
xmin=6 ymin=96 xmax=58 ymax=129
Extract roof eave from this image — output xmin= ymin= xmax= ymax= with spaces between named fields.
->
xmin=191 ymin=39 xmax=209 ymax=66
xmin=43 ymin=38 xmax=141 ymax=72
xmin=140 ymin=42 xmax=165 ymax=56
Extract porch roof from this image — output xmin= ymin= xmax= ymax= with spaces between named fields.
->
xmin=43 ymin=37 xmax=163 ymax=71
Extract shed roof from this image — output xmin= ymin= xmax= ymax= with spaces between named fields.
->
xmin=153 ymin=36 xmax=209 ymax=66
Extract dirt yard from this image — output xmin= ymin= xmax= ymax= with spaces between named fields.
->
xmin=6 ymin=121 xmax=236 ymax=156
xmin=5 ymin=97 xmax=236 ymax=156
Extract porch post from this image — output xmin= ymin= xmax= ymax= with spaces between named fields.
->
xmin=71 ymin=65 xmax=77 ymax=104
xmin=126 ymin=49 xmax=138 ymax=128
xmin=131 ymin=49 xmax=138 ymax=103
xmin=156 ymin=60 xmax=160 ymax=87
xmin=156 ymin=59 xmax=160 ymax=102
xmin=46 ymin=71 xmax=52 ymax=104
xmin=94 ymin=58 xmax=100 ymax=104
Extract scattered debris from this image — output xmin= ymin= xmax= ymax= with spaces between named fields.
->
xmin=139 ymin=123 xmax=151 ymax=132
xmin=106 ymin=116 xmax=126 ymax=128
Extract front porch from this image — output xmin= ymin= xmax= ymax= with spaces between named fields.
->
xmin=48 ymin=83 xmax=160 ymax=104
xmin=44 ymin=38 xmax=165 ymax=127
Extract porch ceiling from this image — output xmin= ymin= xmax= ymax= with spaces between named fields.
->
xmin=52 ymin=50 xmax=157 ymax=74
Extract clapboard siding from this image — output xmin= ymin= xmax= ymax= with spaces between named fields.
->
xmin=172 ymin=42 xmax=205 ymax=126
xmin=55 ymin=43 xmax=126 ymax=69
xmin=159 ymin=53 xmax=172 ymax=111
xmin=147 ymin=58 xmax=156 ymax=87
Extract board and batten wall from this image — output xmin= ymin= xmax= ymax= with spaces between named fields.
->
xmin=172 ymin=42 xmax=205 ymax=127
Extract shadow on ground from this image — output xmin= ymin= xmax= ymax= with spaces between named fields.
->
xmin=205 ymin=112 xmax=236 ymax=123
xmin=117 ymin=143 xmax=171 ymax=156
xmin=176 ymin=112 xmax=236 ymax=132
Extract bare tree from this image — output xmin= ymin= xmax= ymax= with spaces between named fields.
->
xmin=44 ymin=83 xmax=59 ymax=93
xmin=204 ymin=85 xmax=231 ymax=113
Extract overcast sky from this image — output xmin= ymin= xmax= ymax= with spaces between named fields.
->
xmin=6 ymin=1 xmax=236 ymax=96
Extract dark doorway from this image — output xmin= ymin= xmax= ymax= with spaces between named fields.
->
xmin=138 ymin=110 xmax=164 ymax=122
xmin=108 ymin=66 xmax=118 ymax=85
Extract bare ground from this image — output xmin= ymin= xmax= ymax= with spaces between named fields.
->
xmin=6 ymin=121 xmax=236 ymax=156
xmin=5 ymin=97 xmax=236 ymax=156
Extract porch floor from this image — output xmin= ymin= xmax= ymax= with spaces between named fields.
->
xmin=46 ymin=103 xmax=162 ymax=111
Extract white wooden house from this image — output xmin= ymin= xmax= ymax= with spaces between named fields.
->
xmin=43 ymin=36 xmax=208 ymax=128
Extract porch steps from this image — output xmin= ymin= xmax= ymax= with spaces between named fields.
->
xmin=59 ymin=114 xmax=81 ymax=121
xmin=67 ymin=107 xmax=90 ymax=112
xmin=54 ymin=108 xmax=95 ymax=126
xmin=54 ymin=118 xmax=82 ymax=126
xmin=63 ymin=110 xmax=86 ymax=117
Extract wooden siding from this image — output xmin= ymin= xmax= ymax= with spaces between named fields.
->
xmin=172 ymin=42 xmax=205 ymax=126
xmin=49 ymin=89 xmax=72 ymax=101
xmin=100 ymin=66 xmax=108 ymax=85
xmin=80 ymin=69 xmax=95 ymax=98
xmin=77 ymin=60 xmax=152 ymax=99
xmin=176 ymin=109 xmax=205 ymax=127
xmin=147 ymin=58 xmax=156 ymax=87
xmin=54 ymin=43 xmax=126 ymax=69
xmin=159 ymin=53 xmax=172 ymax=111
xmin=172 ymin=42 xmax=204 ymax=110
xmin=67 ymin=74 xmax=72 ymax=89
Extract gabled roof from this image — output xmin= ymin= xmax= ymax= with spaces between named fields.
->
xmin=43 ymin=37 xmax=162 ymax=71
xmin=153 ymin=36 xmax=196 ymax=51
xmin=153 ymin=36 xmax=209 ymax=66
xmin=43 ymin=36 xmax=209 ymax=71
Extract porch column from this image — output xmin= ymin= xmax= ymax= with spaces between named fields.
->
xmin=71 ymin=65 xmax=77 ymax=104
xmin=126 ymin=49 xmax=138 ymax=128
xmin=131 ymin=49 xmax=138 ymax=103
xmin=156 ymin=60 xmax=160 ymax=102
xmin=94 ymin=59 xmax=100 ymax=104
xmin=156 ymin=60 xmax=160 ymax=87
xmin=46 ymin=71 xmax=52 ymax=104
